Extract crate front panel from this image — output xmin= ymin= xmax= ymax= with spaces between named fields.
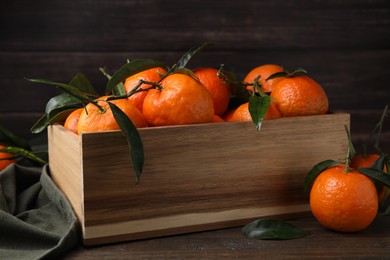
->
xmin=78 ymin=113 xmax=349 ymax=242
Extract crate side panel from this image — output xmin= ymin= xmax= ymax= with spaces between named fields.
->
xmin=48 ymin=125 xmax=84 ymax=223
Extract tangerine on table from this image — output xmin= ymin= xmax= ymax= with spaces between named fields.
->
xmin=78 ymin=96 xmax=147 ymax=133
xmin=193 ymin=67 xmax=231 ymax=116
xmin=64 ymin=108 xmax=83 ymax=134
xmin=230 ymin=102 xmax=281 ymax=122
xmin=350 ymin=154 xmax=382 ymax=169
xmin=350 ymin=153 xmax=388 ymax=204
xmin=244 ymin=64 xmax=285 ymax=93
xmin=124 ymin=67 xmax=167 ymax=112
xmin=0 ymin=144 xmax=16 ymax=171
xmin=270 ymin=75 xmax=329 ymax=117
xmin=142 ymin=73 xmax=214 ymax=126
xmin=310 ymin=164 xmax=378 ymax=232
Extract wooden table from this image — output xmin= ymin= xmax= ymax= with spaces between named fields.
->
xmin=64 ymin=215 xmax=389 ymax=259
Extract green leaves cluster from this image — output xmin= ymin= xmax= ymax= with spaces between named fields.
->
xmin=0 ymin=124 xmax=47 ymax=165
xmin=26 ymin=43 xmax=212 ymax=184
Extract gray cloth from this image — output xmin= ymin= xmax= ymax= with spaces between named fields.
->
xmin=0 ymin=164 xmax=79 ymax=259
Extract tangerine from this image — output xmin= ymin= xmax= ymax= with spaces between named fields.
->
xmin=193 ymin=67 xmax=231 ymax=116
xmin=351 ymin=153 xmax=388 ymax=204
xmin=78 ymin=96 xmax=147 ymax=133
xmin=212 ymin=114 xmax=224 ymax=123
xmin=310 ymin=164 xmax=378 ymax=232
xmin=223 ymin=109 xmax=236 ymax=122
xmin=0 ymin=144 xmax=16 ymax=171
xmin=124 ymin=67 xmax=167 ymax=112
xmin=270 ymin=75 xmax=329 ymax=117
xmin=142 ymin=73 xmax=214 ymax=126
xmin=64 ymin=108 xmax=83 ymax=134
xmin=244 ymin=64 xmax=285 ymax=93
xmin=230 ymin=102 xmax=281 ymax=122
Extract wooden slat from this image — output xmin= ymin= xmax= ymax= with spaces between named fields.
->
xmin=63 ymin=216 xmax=390 ymax=259
xmin=1 ymin=0 xmax=389 ymax=51
xmin=1 ymin=49 xmax=389 ymax=113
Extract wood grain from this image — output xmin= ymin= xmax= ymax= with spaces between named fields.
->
xmin=48 ymin=125 xmax=84 ymax=225
xmin=49 ymin=113 xmax=350 ymax=245
xmin=1 ymin=0 xmax=389 ymax=51
xmin=63 ymin=215 xmax=390 ymax=260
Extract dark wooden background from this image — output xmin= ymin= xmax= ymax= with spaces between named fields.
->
xmin=1 ymin=0 xmax=389 ymax=153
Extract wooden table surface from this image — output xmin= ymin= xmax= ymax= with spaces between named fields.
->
xmin=63 ymin=215 xmax=390 ymax=259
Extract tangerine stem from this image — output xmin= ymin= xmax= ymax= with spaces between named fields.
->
xmin=217 ymin=64 xmax=251 ymax=87
xmin=362 ymin=104 xmax=389 ymax=156
xmin=344 ymin=125 xmax=355 ymax=173
xmin=107 ymin=79 xmax=162 ymax=102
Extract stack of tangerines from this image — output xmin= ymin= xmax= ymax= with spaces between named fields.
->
xmin=64 ymin=64 xmax=329 ymax=134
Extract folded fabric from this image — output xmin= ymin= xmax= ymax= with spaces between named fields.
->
xmin=0 ymin=164 xmax=79 ymax=260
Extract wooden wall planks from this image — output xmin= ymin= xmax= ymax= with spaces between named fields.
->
xmin=0 ymin=0 xmax=389 ymax=152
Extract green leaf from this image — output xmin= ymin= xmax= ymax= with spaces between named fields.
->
xmin=304 ymin=160 xmax=339 ymax=194
xmin=176 ymin=42 xmax=211 ymax=69
xmin=371 ymin=153 xmax=388 ymax=170
xmin=0 ymin=124 xmax=30 ymax=149
xmin=31 ymin=108 xmax=76 ymax=133
xmin=290 ymin=67 xmax=308 ymax=75
xmin=172 ymin=68 xmax=199 ymax=80
xmin=266 ymin=67 xmax=307 ymax=81
xmin=266 ymin=71 xmax=288 ymax=81
xmin=45 ymin=93 xmax=83 ymax=114
xmin=242 ymin=219 xmax=310 ymax=240
xmin=217 ymin=67 xmax=250 ymax=103
xmin=0 ymin=146 xmax=47 ymax=165
xmin=105 ymin=59 xmax=166 ymax=95
xmin=99 ymin=67 xmax=126 ymax=96
xmin=248 ymin=95 xmax=271 ymax=131
xmin=108 ymin=102 xmax=144 ymax=184
xmin=69 ymin=73 xmax=98 ymax=96
xmin=357 ymin=168 xmax=390 ymax=189
xmin=26 ymin=78 xmax=94 ymax=102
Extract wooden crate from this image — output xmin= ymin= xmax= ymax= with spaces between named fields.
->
xmin=48 ymin=113 xmax=350 ymax=245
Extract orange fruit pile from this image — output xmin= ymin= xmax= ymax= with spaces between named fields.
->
xmin=224 ymin=63 xmax=329 ymax=122
xmin=193 ymin=67 xmax=231 ymax=117
xmin=270 ymin=76 xmax=329 ymax=117
xmin=310 ymin=164 xmax=378 ymax=232
xmin=0 ymin=144 xmax=16 ymax=171
xmin=124 ymin=67 xmax=167 ymax=113
xmin=77 ymin=96 xmax=147 ymax=134
xmin=244 ymin=64 xmax=284 ymax=93
xmin=63 ymin=63 xmax=330 ymax=133
xmin=143 ymin=73 xmax=214 ymax=126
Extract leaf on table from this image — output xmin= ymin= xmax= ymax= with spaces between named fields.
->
xmin=242 ymin=219 xmax=310 ymax=240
